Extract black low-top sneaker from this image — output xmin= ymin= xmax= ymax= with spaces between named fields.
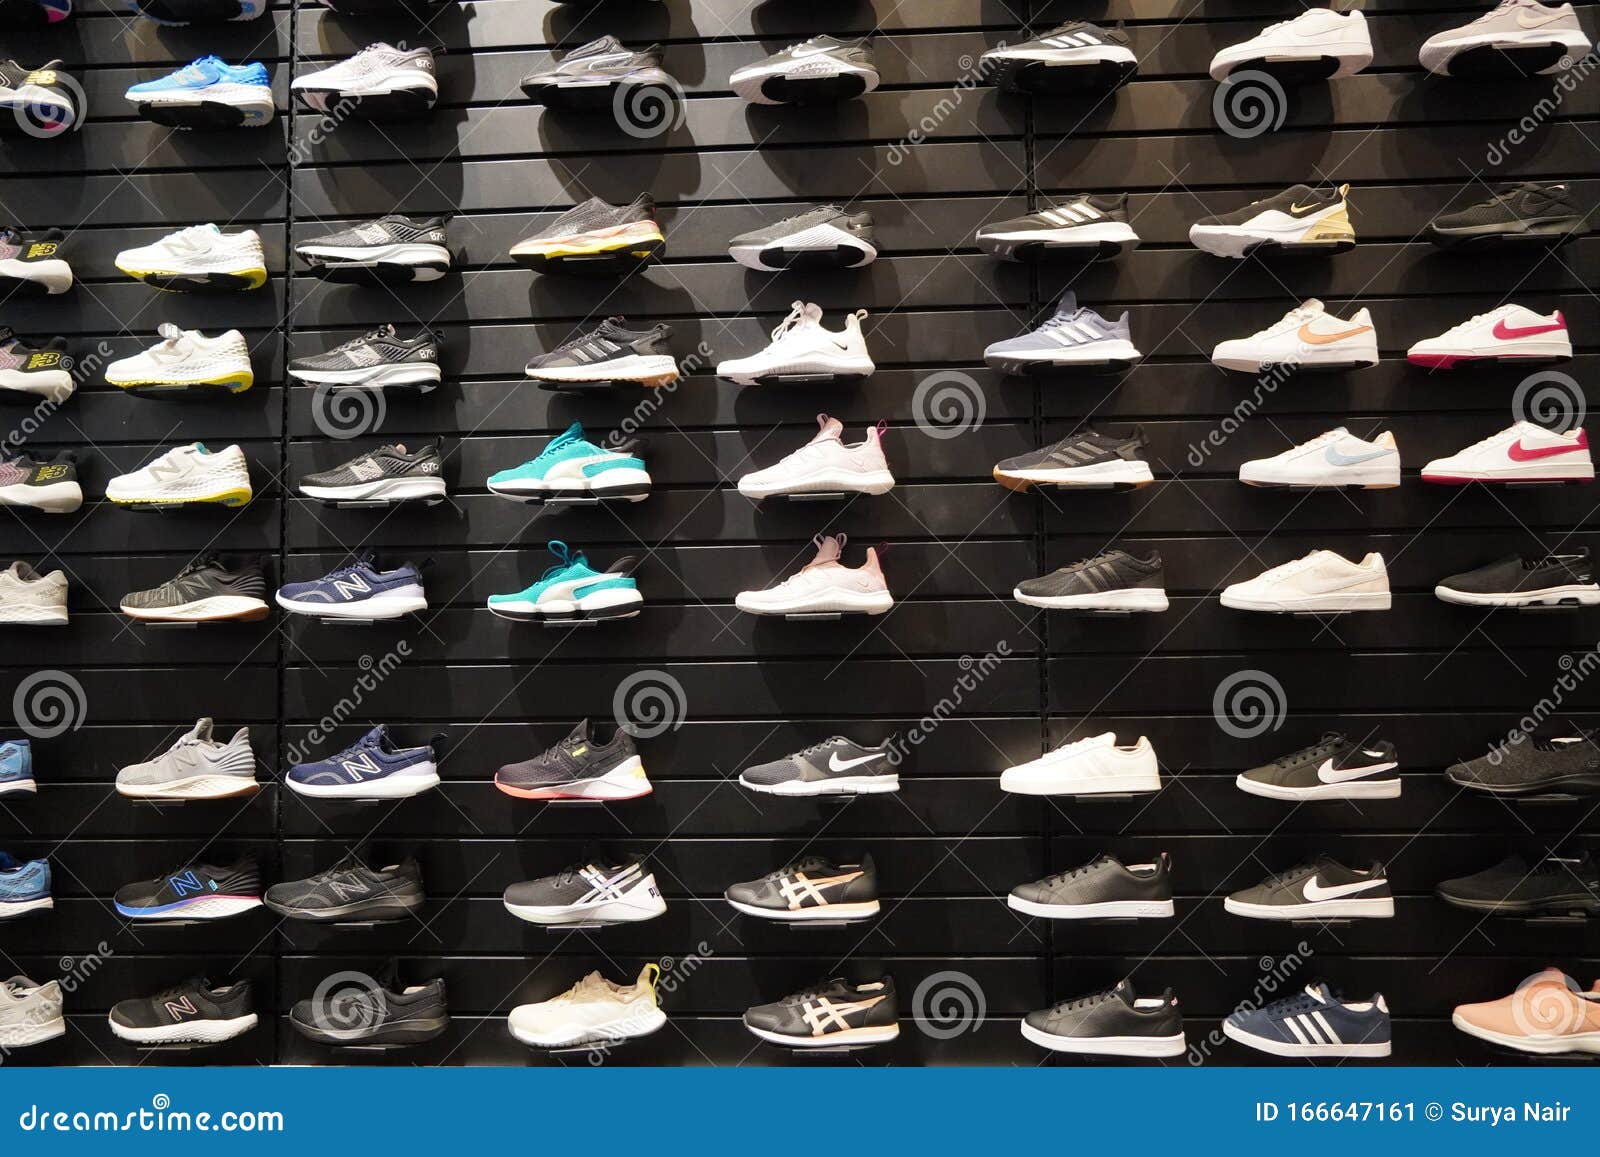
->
xmin=263 ymin=852 xmax=424 ymax=923
xmin=725 ymin=854 xmax=880 ymax=922
xmin=119 ymin=555 xmax=270 ymax=623
xmin=1237 ymin=732 xmax=1400 ymax=801
xmin=1435 ymin=548 xmax=1599 ymax=608
xmin=977 ymin=192 xmax=1139 ymax=260
xmin=509 ymin=194 xmax=664 ymax=273
xmin=0 ymin=226 xmax=71 ymax=294
xmin=728 ymin=206 xmax=878 ymax=271
xmin=738 ymin=736 xmax=898 ymax=796
xmin=288 ymin=325 xmax=442 ymax=389
xmin=1015 ymin=548 xmax=1168 ymax=612
xmin=1447 ymin=732 xmax=1600 ymax=797
xmin=993 ymin=426 xmax=1153 ymax=492
xmin=502 ymin=858 xmax=667 ymax=926
xmin=109 ymin=977 xmax=257 ymax=1045
xmin=290 ymin=959 xmax=449 ymax=1046
xmin=524 ymin=317 xmax=679 ymax=389
xmin=114 ymin=857 xmax=262 ymax=922
xmin=1436 ymin=852 xmax=1600 ymax=915
xmin=743 ymin=976 xmax=899 ymax=1048
xmin=0 ymin=329 xmax=72 ymax=403
xmin=298 ymin=441 xmax=446 ymax=505
xmin=980 ymin=21 xmax=1138 ymax=93
xmin=1021 ymin=978 xmax=1185 ymax=1057
xmin=1224 ymin=855 xmax=1393 ymax=921
xmin=1427 ymin=182 xmax=1587 ymax=249
xmin=1009 ymin=852 xmax=1174 ymax=919
xmin=0 ymin=450 xmax=81 ymax=513
xmin=295 ymin=215 xmax=452 ymax=283
xmin=494 ymin=720 xmax=651 ymax=801
xmin=1189 ymin=183 xmax=1355 ymax=259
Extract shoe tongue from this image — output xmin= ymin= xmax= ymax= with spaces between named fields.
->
xmin=1305 ymin=981 xmax=1334 ymax=1004
xmin=552 ymin=421 xmax=584 ymax=448
xmin=808 ymin=534 xmax=844 ymax=567
xmin=1284 ymin=184 xmax=1315 ymax=201
xmin=1052 ymin=290 xmax=1079 ymax=319
xmin=188 ymin=717 xmax=215 ymax=743
xmin=157 ymin=322 xmax=183 ymax=342
xmin=566 ymin=719 xmax=591 ymax=743
xmin=6 ymin=560 xmax=37 ymax=581
xmin=810 ymin=414 xmax=845 ymax=443
xmin=1298 ymin=298 xmax=1325 ymax=314
xmin=800 ymin=302 xmax=823 ymax=326
xmin=359 ymin=724 xmax=388 ymax=747
xmin=1109 ymin=977 xmax=1137 ymax=1007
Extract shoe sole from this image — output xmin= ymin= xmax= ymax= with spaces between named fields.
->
xmin=117 ymin=776 xmax=262 ymax=800
xmin=111 ymin=1013 xmax=258 ymax=1044
xmin=263 ymin=894 xmax=422 ymax=922
xmin=1223 ymin=1020 xmax=1390 ymax=1058
xmin=745 ymin=1022 xmax=899 ymax=1047
xmin=1007 ymin=895 xmax=1173 ymax=919
xmin=1223 ymin=895 xmax=1394 ymax=920
xmin=291 ymin=1014 xmax=449 ymax=1046
xmin=738 ymin=774 xmax=899 ymax=796
xmin=121 ymin=595 xmax=270 ymax=623
xmin=1020 ymin=1021 xmax=1186 ymax=1056
xmin=1236 ymin=772 xmax=1402 ymax=801
xmin=726 ymin=897 xmax=880 ymax=921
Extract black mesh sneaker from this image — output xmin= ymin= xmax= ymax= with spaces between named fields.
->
xmin=0 ymin=450 xmax=80 ymax=512
xmin=109 ymin=977 xmax=257 ymax=1045
xmin=0 ymin=227 xmax=71 ymax=294
xmin=288 ymin=325 xmax=442 ymax=389
xmin=298 ymin=441 xmax=446 ymax=505
xmin=738 ymin=736 xmax=898 ymax=796
xmin=993 ymin=427 xmax=1153 ymax=492
xmin=510 ymin=194 xmax=664 ymax=273
xmin=1435 ymin=548 xmax=1599 ymax=608
xmin=1447 ymin=731 xmax=1600 ymax=797
xmin=980 ymin=21 xmax=1138 ymax=93
xmin=519 ymin=35 xmax=675 ymax=109
xmin=114 ymin=857 xmax=262 ymax=922
xmin=264 ymin=852 xmax=424 ymax=923
xmin=1189 ymin=183 xmax=1355 ymax=259
xmin=1009 ymin=852 xmax=1174 ymax=919
xmin=725 ymin=854 xmax=880 ymax=922
xmin=977 ymin=193 xmax=1139 ymax=260
xmin=494 ymin=720 xmax=650 ymax=801
xmin=1436 ymin=852 xmax=1600 ymax=915
xmin=743 ymin=976 xmax=899 ymax=1048
xmin=1224 ymin=855 xmax=1394 ymax=921
xmin=295 ymin=215 xmax=451 ymax=283
xmin=0 ymin=61 xmax=83 ymax=138
xmin=502 ymin=858 xmax=667 ymax=925
xmin=524 ymin=317 xmax=678 ymax=389
xmin=120 ymin=555 xmax=270 ymax=623
xmin=1427 ymin=183 xmax=1587 ymax=249
xmin=0 ymin=328 xmax=72 ymax=402
xmin=1015 ymin=548 xmax=1168 ymax=612
xmin=1237 ymin=733 xmax=1400 ymax=801
xmin=1021 ymin=978 xmax=1186 ymax=1057
xmin=290 ymin=959 xmax=449 ymax=1047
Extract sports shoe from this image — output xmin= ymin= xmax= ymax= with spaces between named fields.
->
xmin=115 ymin=857 xmax=262 ymax=921
xmin=1454 ymin=969 xmax=1600 ymax=1055
xmin=725 ymin=854 xmax=880 ymax=922
xmin=743 ymin=976 xmax=899 ymax=1047
xmin=1239 ymin=427 xmax=1400 ymax=489
xmin=291 ymin=43 xmax=437 ymax=118
xmin=1220 ymin=549 xmax=1390 ymax=613
xmin=1210 ymin=8 xmax=1373 ymax=80
xmin=131 ymin=0 xmax=265 ymax=23
xmin=1407 ymin=304 xmax=1570 ymax=367
xmin=488 ymin=423 xmax=650 ymax=503
xmin=738 ymin=736 xmax=898 ymax=796
xmin=276 ymin=555 xmax=427 ymax=620
xmin=124 ymin=57 xmax=273 ymax=129
xmin=0 ymin=329 xmax=72 ymax=403
xmin=115 ymin=718 xmax=259 ymax=800
xmin=1022 ymin=979 xmax=1186 ymax=1057
xmin=3 ymin=0 xmax=70 ymax=25
xmin=0 ymin=227 xmax=70 ymax=294
xmin=1224 ymin=982 xmax=1391 ymax=1058
xmin=1436 ymin=547 xmax=1600 ymax=607
xmin=728 ymin=206 xmax=877 ymax=271
xmin=120 ymin=555 xmax=269 ymax=623
xmin=509 ymin=194 xmax=663 ymax=273
xmin=1008 ymin=852 xmax=1174 ymax=919
xmin=495 ymin=719 xmax=650 ymax=801
xmin=523 ymin=318 xmax=677 ymax=389
xmin=509 ymin=964 xmax=665 ymax=1048
xmin=285 ymin=725 xmax=439 ymax=800
xmin=295 ymin=214 xmax=451 ymax=283
xmin=0 ymin=451 xmax=80 ymax=512
xmin=289 ymin=324 xmax=441 ymax=388
xmin=519 ymin=35 xmax=674 ymax=108
xmin=734 ymin=532 xmax=892 ymax=616
xmin=1225 ymin=856 xmax=1393 ymax=920
xmin=299 ymin=441 xmax=446 ymax=504
xmin=1437 ymin=852 xmax=1600 ymax=915
xmin=0 ymin=977 xmax=64 ymax=1048
xmin=503 ymin=858 xmax=666 ymax=926
xmin=1420 ymin=0 xmax=1591 ymax=77
xmin=0 ymin=853 xmax=51 ymax=919
xmin=980 ymin=21 xmax=1138 ymax=93
xmin=105 ymin=326 xmax=253 ymax=396
xmin=115 ymin=224 xmax=267 ymax=292
xmin=976 ymin=193 xmax=1139 ymax=260
xmin=1427 ymin=182 xmax=1588 ymax=248
xmin=0 ymin=561 xmax=65 ymax=625
xmin=1191 ymin=184 xmax=1354 ymax=258
xmin=0 ymin=60 xmax=82 ymax=136
xmin=992 ymin=426 xmax=1153 ymax=491
xmin=717 ymin=302 xmax=874 ymax=384
xmin=1212 ymin=299 xmax=1377 ymax=373
xmin=736 ymin=415 xmax=894 ymax=500
xmin=1236 ymin=732 xmax=1401 ymax=801
xmin=0 ymin=739 xmax=35 ymax=795
xmin=1446 ymin=731 xmax=1600 ymax=797
xmin=1000 ymin=732 xmax=1161 ymax=796
xmin=1014 ymin=548 xmax=1168 ymax=612
xmin=985 ymin=291 xmax=1140 ymax=374
xmin=264 ymin=851 xmax=424 ymax=920
xmin=290 ymin=960 xmax=448 ymax=1046
xmin=1421 ymin=421 xmax=1592 ymax=484
xmin=487 ymin=540 xmax=642 ymax=622
xmin=730 ymin=36 xmax=879 ymax=104
xmin=107 ymin=442 xmax=252 ymax=508
xmin=110 ymin=978 xmax=256 ymax=1044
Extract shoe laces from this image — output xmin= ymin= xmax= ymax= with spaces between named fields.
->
xmin=171 ymin=57 xmax=221 ymax=84
xmin=794 ymin=737 xmax=847 ymax=758
xmin=326 ymin=552 xmax=377 ymax=581
xmin=332 ymin=325 xmax=397 ymax=352
xmin=769 ymin=302 xmax=814 ymax=343
xmin=538 ymin=540 xmax=583 ymax=580
xmin=1042 ymin=855 xmax=1110 ymax=885
xmin=1051 ymin=988 xmax=1109 ymax=1014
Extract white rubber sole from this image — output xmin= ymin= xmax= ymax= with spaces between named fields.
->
xmin=0 ymin=257 xmax=71 ymax=294
xmin=527 ymin=354 xmax=678 ymax=385
xmin=1422 ymin=463 xmax=1594 ymax=483
xmin=488 ymin=468 xmax=652 ymax=500
xmin=120 ymin=595 xmax=268 ymax=622
xmin=0 ymin=1017 xmax=65 ymax=1048
xmin=488 ymin=587 xmax=643 ymax=620
xmin=1008 ymin=895 xmax=1174 ymax=919
xmin=1021 ymin=1021 xmax=1187 ymax=1056
xmin=0 ymin=779 xmax=37 ymax=795
xmin=727 ymin=897 xmax=881 ymax=921
xmin=1235 ymin=772 xmax=1401 ymax=800
xmin=996 ymin=461 xmax=1153 ymax=488
xmin=0 ymin=370 xmax=73 ymax=402
xmin=1014 ymin=587 xmax=1169 ymax=612
xmin=0 ymin=896 xmax=53 ymax=918
xmin=739 ymin=773 xmax=899 ymax=796
xmin=296 ymin=242 xmax=450 ymax=273
xmin=729 ymin=232 xmax=878 ymax=271
xmin=289 ymin=363 xmax=442 ymax=387
xmin=275 ymin=590 xmax=426 ymax=619
xmin=1211 ymin=42 xmax=1372 ymax=81
xmin=1452 ymin=1013 xmax=1600 ymax=1054
xmin=122 ymin=896 xmax=262 ymax=920
xmin=1410 ymin=339 xmax=1572 ymax=361
xmin=0 ymin=604 xmax=67 ymax=624
xmin=1213 ymin=345 xmax=1379 ymax=373
xmin=0 ymin=480 xmax=82 ymax=513
xmin=1000 ymin=769 xmax=1161 ymax=796
xmin=1223 ymin=895 xmax=1394 ymax=920
xmin=1189 ymin=218 xmax=1341 ymax=259
xmin=718 ymin=352 xmax=875 ymax=385
xmin=730 ymin=60 xmax=880 ymax=105
xmin=734 ymin=588 xmax=893 ymax=615
xmin=978 ymin=221 xmax=1139 ymax=245
xmin=1435 ymin=583 xmax=1600 ymax=607
xmin=294 ymin=71 xmax=438 ymax=100
xmin=987 ymin=340 xmax=1142 ymax=368
xmin=1220 ymin=590 xmax=1391 ymax=613
xmin=1239 ymin=464 xmax=1400 ymax=488
xmin=746 ymin=1022 xmax=900 ymax=1046
xmin=299 ymin=477 xmax=447 ymax=502
xmin=504 ymin=887 xmax=667 ymax=926
xmin=738 ymin=469 xmax=895 ymax=499
xmin=1223 ymin=1019 xmax=1390 ymax=1057
xmin=117 ymin=775 xmax=261 ymax=800
xmin=287 ymin=765 xmax=440 ymax=799
xmin=110 ymin=1013 xmax=258 ymax=1044
xmin=511 ymin=1005 xmax=665 ymax=1048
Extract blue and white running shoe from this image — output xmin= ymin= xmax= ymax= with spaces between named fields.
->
xmin=1223 ymin=981 xmax=1391 ymax=1058
xmin=286 ymin=725 xmax=440 ymax=800
xmin=487 ymin=422 xmax=652 ymax=504
xmin=488 ymin=540 xmax=642 ymax=623
xmin=124 ymin=56 xmax=274 ymax=129
xmin=275 ymin=554 xmax=427 ymax=620
xmin=984 ymin=291 xmax=1141 ymax=374
xmin=0 ymin=739 xmax=34 ymax=795
xmin=0 ymin=852 xmax=51 ymax=919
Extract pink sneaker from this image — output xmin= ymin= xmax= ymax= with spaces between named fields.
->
xmin=735 ymin=533 xmax=893 ymax=616
xmin=737 ymin=414 xmax=895 ymax=499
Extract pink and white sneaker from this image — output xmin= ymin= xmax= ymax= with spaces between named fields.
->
xmin=737 ymin=415 xmax=895 ymax=500
xmin=735 ymin=533 xmax=893 ymax=616
xmin=1407 ymin=304 xmax=1571 ymax=368
xmin=1422 ymin=420 xmax=1593 ymax=485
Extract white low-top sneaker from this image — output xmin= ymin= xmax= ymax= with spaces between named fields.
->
xmin=737 ymin=414 xmax=895 ymax=499
xmin=1406 ymin=303 xmax=1570 ymax=368
xmin=1210 ymin=8 xmax=1373 ymax=80
xmin=107 ymin=442 xmax=254 ymax=508
xmin=0 ymin=561 xmax=66 ymax=625
xmin=1000 ymin=732 xmax=1161 ymax=796
xmin=1419 ymin=0 xmax=1591 ymax=76
xmin=115 ymin=224 xmax=268 ymax=292
xmin=736 ymin=533 xmax=893 ymax=616
xmin=717 ymin=302 xmax=874 ymax=385
xmin=291 ymin=43 xmax=438 ymax=115
xmin=508 ymin=964 xmax=666 ymax=1048
xmin=1240 ymin=428 xmax=1400 ymax=489
xmin=1221 ymin=549 xmax=1391 ymax=613
xmin=105 ymin=324 xmax=253 ymax=395
xmin=1421 ymin=420 xmax=1593 ymax=484
xmin=1212 ymin=299 xmax=1378 ymax=373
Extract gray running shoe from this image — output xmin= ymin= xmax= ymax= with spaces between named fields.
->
xmin=0 ymin=976 xmax=64 ymax=1049
xmin=520 ymin=36 xmax=675 ymax=108
xmin=1447 ymin=731 xmax=1600 ymax=798
xmin=115 ymin=717 xmax=260 ymax=800
xmin=295 ymin=215 xmax=452 ymax=283
xmin=264 ymin=852 xmax=424 ymax=922
xmin=993 ymin=426 xmax=1153 ymax=492
xmin=729 ymin=205 xmax=877 ymax=271
xmin=120 ymin=555 xmax=269 ymax=623
xmin=509 ymin=194 xmax=664 ymax=272
xmin=1014 ymin=548 xmax=1167 ymax=612
xmin=730 ymin=36 xmax=879 ymax=105
xmin=0 ymin=560 xmax=65 ymax=625
xmin=980 ymin=21 xmax=1138 ymax=93
xmin=288 ymin=325 xmax=442 ymax=388
xmin=985 ymin=292 xmax=1140 ymax=374
xmin=298 ymin=441 xmax=446 ymax=505
xmin=525 ymin=317 xmax=678 ymax=388
xmin=290 ymin=42 xmax=438 ymax=118
xmin=738 ymin=736 xmax=898 ymax=796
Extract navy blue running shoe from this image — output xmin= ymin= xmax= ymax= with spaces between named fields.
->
xmin=114 ymin=858 xmax=262 ymax=922
xmin=275 ymin=554 xmax=427 ymax=621
xmin=1223 ymin=981 xmax=1391 ymax=1058
xmin=286 ymin=725 xmax=440 ymax=800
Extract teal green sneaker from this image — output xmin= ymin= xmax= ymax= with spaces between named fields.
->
xmin=487 ymin=422 xmax=651 ymax=503
xmin=488 ymin=540 xmax=642 ymax=622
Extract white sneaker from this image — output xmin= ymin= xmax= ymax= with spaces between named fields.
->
xmin=1420 ymin=0 xmax=1591 ymax=76
xmin=1210 ymin=8 xmax=1373 ymax=80
xmin=1406 ymin=304 xmax=1570 ymax=368
xmin=115 ymin=225 xmax=268 ymax=292
xmin=735 ymin=533 xmax=893 ymax=616
xmin=1212 ymin=299 xmax=1377 ymax=373
xmin=105 ymin=324 xmax=253 ymax=395
xmin=717 ymin=301 xmax=874 ymax=385
xmin=737 ymin=415 xmax=895 ymax=499
xmin=1000 ymin=732 xmax=1161 ymax=796
xmin=508 ymin=964 xmax=666 ymax=1048
xmin=116 ymin=718 xmax=259 ymax=800
xmin=107 ymin=442 xmax=254 ymax=508
xmin=1421 ymin=420 xmax=1593 ymax=484
xmin=0 ymin=561 xmax=66 ymax=625
xmin=1221 ymin=550 xmax=1391 ymax=613
xmin=1240 ymin=428 xmax=1400 ymax=489
xmin=0 ymin=977 xmax=64 ymax=1049
xmin=291 ymin=43 xmax=438 ymax=113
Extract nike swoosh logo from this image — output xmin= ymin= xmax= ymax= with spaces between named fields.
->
xmin=790 ymin=46 xmax=842 ymax=59
xmin=1517 ymin=7 xmax=1564 ymax=26
xmin=1316 ymin=757 xmax=1394 ymax=783
xmin=828 ymin=752 xmax=884 ymax=772
xmin=1299 ymin=323 xmax=1372 ymax=346
xmin=1325 ymin=445 xmax=1392 ymax=466
xmin=1303 ymin=877 xmax=1382 ymax=902
xmin=1290 ymin=202 xmax=1322 ymax=214
xmin=1507 ymin=439 xmax=1583 ymax=461
xmin=1492 ymin=318 xmax=1566 ymax=340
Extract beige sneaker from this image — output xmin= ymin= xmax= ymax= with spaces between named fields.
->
xmin=735 ymin=533 xmax=893 ymax=616
xmin=0 ymin=560 xmax=66 ymax=624
xmin=508 ymin=964 xmax=665 ymax=1048
xmin=0 ymin=976 xmax=65 ymax=1048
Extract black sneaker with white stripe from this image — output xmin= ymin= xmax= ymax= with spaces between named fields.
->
xmin=525 ymin=317 xmax=679 ymax=390
xmin=288 ymin=325 xmax=442 ymax=390
xmin=993 ymin=427 xmax=1154 ymax=492
xmin=298 ymin=441 xmax=446 ymax=505
xmin=977 ymin=193 xmax=1140 ymax=260
xmin=743 ymin=976 xmax=899 ymax=1048
xmin=502 ymin=858 xmax=668 ymax=926
xmin=1014 ymin=548 xmax=1168 ymax=612
xmin=725 ymin=854 xmax=880 ymax=922
xmin=295 ymin=215 xmax=452 ymax=283
xmin=1237 ymin=733 xmax=1401 ymax=801
xmin=1224 ymin=855 xmax=1394 ymax=921
xmin=981 ymin=21 xmax=1138 ymax=92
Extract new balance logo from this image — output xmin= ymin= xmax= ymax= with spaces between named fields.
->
xmin=163 ymin=995 xmax=198 ymax=1021
xmin=331 ymin=573 xmax=373 ymax=600
xmin=337 ymin=751 xmax=384 ymax=781
xmin=169 ymin=870 xmax=205 ymax=897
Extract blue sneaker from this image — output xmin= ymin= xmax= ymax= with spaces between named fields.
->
xmin=286 ymin=725 xmax=439 ymax=800
xmin=0 ymin=740 xmax=34 ymax=795
xmin=1223 ymin=981 xmax=1391 ymax=1058
xmin=984 ymin=291 xmax=1141 ymax=374
xmin=487 ymin=422 xmax=652 ymax=504
xmin=275 ymin=554 xmax=426 ymax=621
xmin=123 ymin=56 xmax=274 ymax=130
xmin=488 ymin=540 xmax=642 ymax=623
xmin=0 ymin=852 xmax=52 ymax=919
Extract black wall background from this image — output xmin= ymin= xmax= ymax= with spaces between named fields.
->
xmin=1 ymin=0 xmax=1598 ymax=1066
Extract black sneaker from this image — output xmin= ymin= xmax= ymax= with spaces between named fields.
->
xmin=1435 ymin=548 xmax=1599 ymax=608
xmin=524 ymin=317 xmax=679 ymax=390
xmin=1021 ymin=978 xmax=1185 ymax=1057
xmin=993 ymin=426 xmax=1153 ymax=492
xmin=1015 ymin=548 xmax=1168 ymax=612
xmin=976 ymin=192 xmax=1139 ymax=260
xmin=119 ymin=554 xmax=270 ymax=623
xmin=503 ymin=857 xmax=667 ymax=926
xmin=295 ymin=215 xmax=452 ymax=283
xmin=0 ymin=61 xmax=83 ymax=138
xmin=738 ymin=736 xmax=898 ymax=797
xmin=0 ymin=450 xmax=80 ymax=513
xmin=1436 ymin=852 xmax=1600 ymax=915
xmin=1428 ymin=183 xmax=1587 ymax=249
xmin=298 ymin=441 xmax=447 ymax=505
xmin=114 ymin=857 xmax=262 ymax=922
xmin=290 ymin=959 xmax=449 ymax=1046
xmin=1225 ymin=855 xmax=1393 ymax=921
xmin=743 ymin=976 xmax=899 ymax=1048
xmin=725 ymin=854 xmax=880 ymax=922
xmin=109 ymin=977 xmax=256 ymax=1045
xmin=1189 ymin=183 xmax=1355 ymax=259
xmin=0 ymin=227 xmax=70 ymax=295
xmin=0 ymin=328 xmax=72 ymax=403
xmin=494 ymin=720 xmax=650 ymax=801
xmin=1009 ymin=852 xmax=1174 ymax=920
xmin=1447 ymin=731 xmax=1600 ymax=797
xmin=509 ymin=193 xmax=664 ymax=273
xmin=263 ymin=852 xmax=424 ymax=923
xmin=980 ymin=21 xmax=1138 ymax=93
xmin=1237 ymin=732 xmax=1400 ymax=801
xmin=288 ymin=325 xmax=442 ymax=389
xmin=131 ymin=0 xmax=266 ymax=23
